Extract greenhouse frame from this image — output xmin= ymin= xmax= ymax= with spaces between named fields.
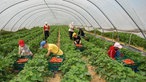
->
xmin=0 ymin=0 xmax=146 ymax=82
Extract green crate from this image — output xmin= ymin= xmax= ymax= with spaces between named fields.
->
xmin=13 ymin=57 xmax=30 ymax=72
xmin=48 ymin=62 xmax=62 ymax=71
xmin=47 ymin=55 xmax=64 ymax=71
xmin=13 ymin=62 xmax=25 ymax=71
xmin=21 ymin=55 xmax=33 ymax=59
xmin=75 ymin=46 xmax=85 ymax=52
xmin=116 ymin=56 xmax=140 ymax=72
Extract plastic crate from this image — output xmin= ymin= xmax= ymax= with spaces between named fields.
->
xmin=13 ymin=56 xmax=31 ymax=72
xmin=124 ymin=63 xmax=139 ymax=72
xmin=75 ymin=45 xmax=85 ymax=52
xmin=116 ymin=56 xmax=140 ymax=72
xmin=13 ymin=62 xmax=25 ymax=71
xmin=21 ymin=55 xmax=33 ymax=59
xmin=48 ymin=62 xmax=62 ymax=71
xmin=48 ymin=56 xmax=64 ymax=71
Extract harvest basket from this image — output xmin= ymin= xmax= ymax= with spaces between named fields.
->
xmin=116 ymin=56 xmax=140 ymax=72
xmin=48 ymin=56 xmax=63 ymax=71
xmin=75 ymin=44 xmax=85 ymax=51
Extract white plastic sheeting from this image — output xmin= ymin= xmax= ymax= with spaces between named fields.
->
xmin=0 ymin=0 xmax=146 ymax=38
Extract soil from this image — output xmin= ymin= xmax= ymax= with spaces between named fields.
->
xmin=47 ymin=30 xmax=106 ymax=82
xmin=87 ymin=65 xmax=106 ymax=82
xmin=82 ymin=56 xmax=106 ymax=82
xmin=47 ymin=71 xmax=62 ymax=82
xmin=56 ymin=29 xmax=60 ymax=48
xmin=47 ymin=28 xmax=61 ymax=82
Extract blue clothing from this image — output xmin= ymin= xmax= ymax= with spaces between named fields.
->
xmin=115 ymin=50 xmax=121 ymax=59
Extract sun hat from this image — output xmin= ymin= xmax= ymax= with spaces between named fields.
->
xmin=72 ymin=33 xmax=77 ymax=37
xmin=114 ymin=42 xmax=122 ymax=49
xmin=40 ymin=41 xmax=46 ymax=48
xmin=18 ymin=40 xmax=25 ymax=47
xmin=45 ymin=22 xmax=48 ymax=24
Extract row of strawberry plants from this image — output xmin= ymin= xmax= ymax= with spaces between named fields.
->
xmin=81 ymin=34 xmax=146 ymax=82
xmin=0 ymin=26 xmax=56 ymax=82
xmin=0 ymin=30 xmax=13 ymax=36
xmin=0 ymin=27 xmax=41 ymax=44
xmin=0 ymin=27 xmax=42 ymax=56
xmin=0 ymin=27 xmax=46 ymax=82
xmin=0 ymin=28 xmax=28 ymax=39
xmin=60 ymin=26 xmax=91 ymax=82
xmin=0 ymin=27 xmax=40 ymax=43
xmin=0 ymin=27 xmax=43 ymax=69
xmin=10 ymin=26 xmax=58 ymax=82
xmin=89 ymin=30 xmax=146 ymax=50
xmin=86 ymin=33 xmax=146 ymax=76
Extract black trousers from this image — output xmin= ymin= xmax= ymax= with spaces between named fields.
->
xmin=69 ymin=31 xmax=73 ymax=40
xmin=44 ymin=31 xmax=49 ymax=40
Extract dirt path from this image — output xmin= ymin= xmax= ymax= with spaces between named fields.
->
xmin=47 ymin=72 xmax=62 ymax=82
xmin=56 ymin=28 xmax=60 ymax=48
xmin=82 ymin=56 xmax=106 ymax=82
xmin=47 ymin=28 xmax=61 ymax=82
xmin=87 ymin=65 xmax=106 ymax=82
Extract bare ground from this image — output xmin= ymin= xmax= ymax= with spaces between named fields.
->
xmin=82 ymin=56 xmax=106 ymax=82
xmin=47 ymin=72 xmax=62 ymax=82
xmin=87 ymin=65 xmax=106 ymax=82
xmin=47 ymin=28 xmax=61 ymax=82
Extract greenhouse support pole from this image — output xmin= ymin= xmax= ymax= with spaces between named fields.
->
xmin=19 ymin=6 xmax=86 ymax=29
xmin=2 ymin=4 xmax=90 ymax=30
xmin=115 ymin=0 xmax=146 ymax=39
xmin=20 ymin=4 xmax=86 ymax=27
xmin=43 ymin=0 xmax=57 ymax=21
xmin=19 ymin=13 xmax=49 ymax=29
xmin=128 ymin=32 xmax=133 ymax=46
xmin=63 ymin=0 xmax=104 ymax=33
xmin=11 ymin=7 xmax=84 ymax=31
xmin=27 ymin=9 xmax=83 ymax=29
xmin=0 ymin=0 xmax=29 ymax=14
xmin=112 ymin=31 xmax=114 ymax=41
xmin=11 ymin=8 xmax=49 ymax=31
xmin=87 ymin=0 xmax=119 ymax=38
xmin=52 ymin=4 xmax=92 ymax=27
xmin=1 ymin=3 xmax=92 ymax=30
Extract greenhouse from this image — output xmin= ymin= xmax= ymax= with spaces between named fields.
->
xmin=0 ymin=0 xmax=146 ymax=82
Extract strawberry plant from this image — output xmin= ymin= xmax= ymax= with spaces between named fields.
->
xmin=89 ymin=29 xmax=146 ymax=50
xmin=81 ymin=32 xmax=146 ymax=82
xmin=0 ymin=27 xmax=47 ymax=82
xmin=60 ymin=27 xmax=91 ymax=82
xmin=10 ymin=26 xmax=58 ymax=81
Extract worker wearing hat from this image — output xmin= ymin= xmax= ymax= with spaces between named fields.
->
xmin=72 ymin=33 xmax=81 ymax=45
xmin=108 ymin=42 xmax=139 ymax=72
xmin=40 ymin=41 xmax=63 ymax=58
xmin=108 ymin=42 xmax=123 ymax=59
xmin=43 ymin=22 xmax=50 ymax=40
xmin=18 ymin=40 xmax=33 ymax=58
xmin=68 ymin=22 xmax=75 ymax=40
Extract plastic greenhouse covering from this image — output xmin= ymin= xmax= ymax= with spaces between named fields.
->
xmin=0 ymin=0 xmax=146 ymax=38
xmin=1 ymin=0 xmax=146 ymax=82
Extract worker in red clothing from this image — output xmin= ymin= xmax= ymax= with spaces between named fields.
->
xmin=108 ymin=42 xmax=123 ymax=59
xmin=43 ymin=22 xmax=50 ymax=40
xmin=108 ymin=42 xmax=139 ymax=72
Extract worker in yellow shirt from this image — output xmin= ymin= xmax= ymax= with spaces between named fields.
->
xmin=40 ymin=40 xmax=64 ymax=73
xmin=40 ymin=40 xmax=63 ymax=58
